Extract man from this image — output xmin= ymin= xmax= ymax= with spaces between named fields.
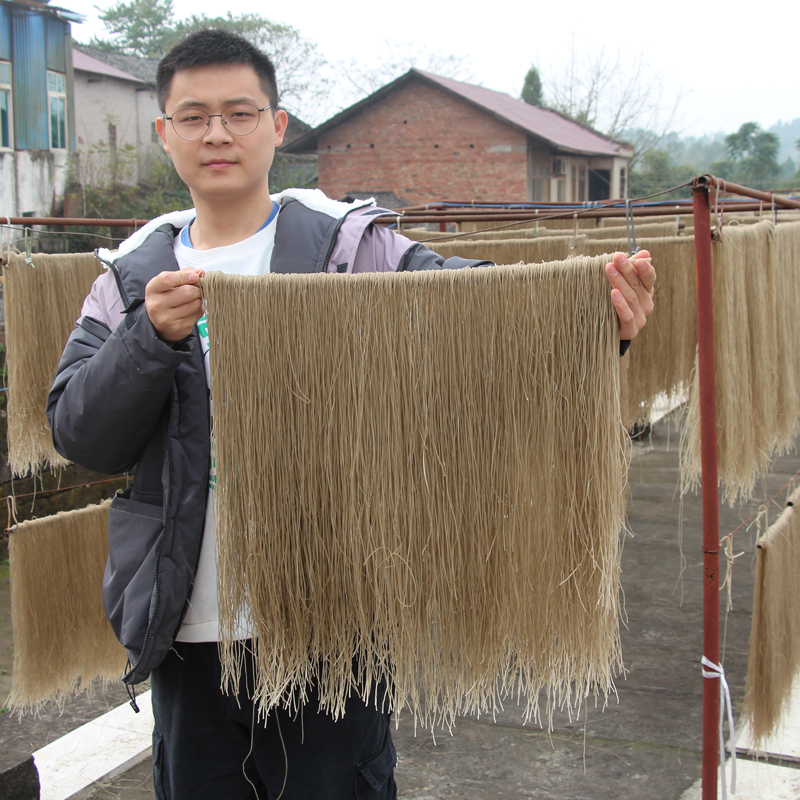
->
xmin=48 ymin=29 xmax=655 ymax=800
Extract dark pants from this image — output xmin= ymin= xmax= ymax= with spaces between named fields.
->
xmin=150 ymin=642 xmax=397 ymax=800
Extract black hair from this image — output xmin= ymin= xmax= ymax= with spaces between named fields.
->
xmin=156 ymin=29 xmax=279 ymax=112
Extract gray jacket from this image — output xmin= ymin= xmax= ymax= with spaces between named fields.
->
xmin=47 ymin=194 xmax=492 ymax=685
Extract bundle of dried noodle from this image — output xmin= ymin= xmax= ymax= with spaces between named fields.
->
xmin=9 ymin=500 xmax=125 ymax=712
xmin=744 ymin=487 xmax=800 ymax=747
xmin=580 ymin=237 xmax=697 ymax=427
xmin=770 ymin=222 xmax=800 ymax=448
xmin=4 ymin=252 xmax=103 ymax=475
xmin=406 ymin=223 xmax=678 ymax=244
xmin=460 ymin=216 xmax=596 ymax=233
xmin=403 ymin=227 xmax=571 ymax=243
xmin=587 ymin=222 xmax=680 ymax=240
xmin=682 ymin=222 xmax=782 ymax=503
xmin=424 ymin=236 xmax=587 ymax=265
xmin=203 ymin=259 xmax=627 ymax=729
xmin=598 ymin=214 xmax=693 ymax=228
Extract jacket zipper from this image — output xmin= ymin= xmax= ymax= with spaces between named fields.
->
xmin=95 ymin=252 xmax=131 ymax=308
xmin=321 ymin=215 xmax=348 ymax=273
xmin=126 ymin=385 xmax=176 ymax=681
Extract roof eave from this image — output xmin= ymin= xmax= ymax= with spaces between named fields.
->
xmin=411 ymin=74 xmax=635 ymax=159
xmin=283 ymin=68 xmax=634 ymax=160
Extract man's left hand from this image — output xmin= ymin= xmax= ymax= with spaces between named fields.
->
xmin=605 ymin=250 xmax=656 ymax=341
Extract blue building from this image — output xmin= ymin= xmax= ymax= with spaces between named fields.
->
xmin=0 ymin=0 xmax=82 ymax=216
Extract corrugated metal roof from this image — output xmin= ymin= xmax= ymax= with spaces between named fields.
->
xmin=416 ymin=71 xmax=628 ymax=157
xmin=72 ymin=47 xmax=144 ymax=83
xmin=3 ymin=0 xmax=84 ymax=22
xmin=284 ymin=69 xmax=631 ymax=159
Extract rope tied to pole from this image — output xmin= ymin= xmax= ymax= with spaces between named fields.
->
xmin=701 ymin=656 xmax=737 ymax=800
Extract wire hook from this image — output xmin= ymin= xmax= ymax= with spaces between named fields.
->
xmin=5 ymin=494 xmax=18 ymax=532
xmin=625 ymin=199 xmax=637 ymax=257
xmin=24 ymin=227 xmax=34 ymax=267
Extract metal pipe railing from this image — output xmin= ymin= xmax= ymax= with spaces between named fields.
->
xmin=0 ymin=216 xmax=148 ymax=227
xmin=696 ymin=174 xmax=800 ymax=211
xmin=4 ymin=182 xmax=798 ymax=231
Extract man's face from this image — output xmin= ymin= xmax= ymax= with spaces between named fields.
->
xmin=156 ymin=64 xmax=288 ymax=205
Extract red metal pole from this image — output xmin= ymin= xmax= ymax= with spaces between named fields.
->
xmin=692 ymin=181 xmax=721 ymax=800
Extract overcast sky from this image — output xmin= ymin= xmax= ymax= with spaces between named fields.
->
xmin=67 ymin=0 xmax=799 ymax=141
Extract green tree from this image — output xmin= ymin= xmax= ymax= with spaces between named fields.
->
xmin=709 ymin=122 xmax=780 ymax=188
xmin=521 ymin=66 xmax=543 ymax=107
xmin=87 ymin=0 xmax=328 ymax=119
xmin=88 ymin=0 xmax=174 ymax=58
xmin=629 ymin=149 xmax=694 ymax=200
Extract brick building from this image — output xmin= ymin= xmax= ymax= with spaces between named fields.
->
xmin=283 ymin=69 xmax=633 ymax=207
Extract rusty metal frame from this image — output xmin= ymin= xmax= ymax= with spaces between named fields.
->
xmin=691 ymin=174 xmax=800 ymax=800
xmin=4 ymin=175 xmax=800 ymax=800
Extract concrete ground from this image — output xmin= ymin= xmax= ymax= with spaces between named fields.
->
xmin=2 ymin=410 xmax=800 ymax=799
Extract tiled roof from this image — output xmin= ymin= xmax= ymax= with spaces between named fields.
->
xmin=416 ymin=71 xmax=629 ymax=157
xmin=283 ymin=69 xmax=631 ymax=158
xmin=73 ymin=44 xmax=158 ymax=85
xmin=72 ymin=45 xmax=314 ymax=137
xmin=72 ymin=48 xmax=144 ymax=84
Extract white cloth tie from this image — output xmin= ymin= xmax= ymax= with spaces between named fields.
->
xmin=702 ymin=656 xmax=737 ymax=800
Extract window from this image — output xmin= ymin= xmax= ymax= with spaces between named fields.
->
xmin=0 ymin=62 xmax=11 ymax=149
xmin=47 ymin=71 xmax=67 ymax=150
xmin=531 ymin=163 xmax=549 ymax=202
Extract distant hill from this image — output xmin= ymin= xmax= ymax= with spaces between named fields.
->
xmin=626 ymin=120 xmax=799 ymax=176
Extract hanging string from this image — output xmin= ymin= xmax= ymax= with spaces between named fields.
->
xmin=719 ymin=467 xmax=800 ymax=542
xmin=0 ymin=223 xmax=127 ymax=250
xmin=2 ymin=475 xmax=129 ymax=506
xmin=6 ymin=494 xmax=19 ymax=533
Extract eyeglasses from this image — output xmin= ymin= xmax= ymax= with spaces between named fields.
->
xmin=164 ymin=103 xmax=273 ymax=141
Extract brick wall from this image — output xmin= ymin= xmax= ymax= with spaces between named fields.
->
xmin=317 ymin=79 xmax=529 ymax=206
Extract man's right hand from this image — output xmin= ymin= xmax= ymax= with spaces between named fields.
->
xmin=145 ymin=267 xmax=205 ymax=346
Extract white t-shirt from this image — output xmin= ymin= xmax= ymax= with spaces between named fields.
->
xmin=174 ymin=203 xmax=278 ymax=642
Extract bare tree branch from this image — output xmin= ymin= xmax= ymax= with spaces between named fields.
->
xmin=545 ymin=46 xmax=686 ymax=165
